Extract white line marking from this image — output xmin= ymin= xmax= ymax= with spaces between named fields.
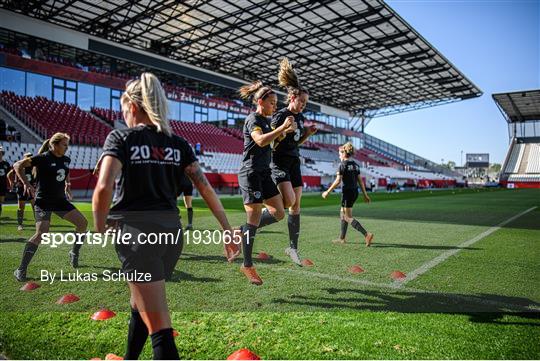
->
xmin=270 ymin=266 xmax=540 ymax=312
xmin=396 ymin=206 xmax=538 ymax=287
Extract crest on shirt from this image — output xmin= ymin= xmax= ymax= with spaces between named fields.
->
xmin=253 ymin=191 xmax=262 ymax=199
xmin=64 ymin=162 xmax=70 ymax=168
xmin=275 ymin=170 xmax=286 ymax=179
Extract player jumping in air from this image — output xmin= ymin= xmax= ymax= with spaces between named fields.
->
xmin=271 ymin=58 xmax=318 ymax=265
xmin=237 ymin=80 xmax=296 ymax=285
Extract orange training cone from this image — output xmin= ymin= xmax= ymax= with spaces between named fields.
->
xmin=349 ymin=265 xmax=364 ymax=274
xmin=391 ymin=271 xmax=406 ymax=280
xmin=57 ymin=293 xmax=80 ymax=304
xmin=227 ymin=348 xmax=261 ymax=360
xmin=91 ymin=309 xmax=116 ymax=321
xmin=105 ymin=353 xmax=123 ymax=360
xmin=256 ymin=252 xmax=270 ymax=260
xmin=20 ymin=282 xmax=40 ymax=291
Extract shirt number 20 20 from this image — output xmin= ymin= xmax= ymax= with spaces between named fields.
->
xmin=130 ymin=146 xmax=181 ymax=162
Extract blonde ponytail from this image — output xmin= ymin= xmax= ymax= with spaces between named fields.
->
xmin=278 ymin=58 xmax=308 ymax=104
xmin=122 ymin=72 xmax=172 ymax=136
xmin=140 ymin=73 xmax=171 ymax=136
xmin=37 ymin=132 xmax=70 ymax=154
xmin=341 ymin=142 xmax=355 ymax=157
xmin=37 ymin=139 xmax=50 ymax=155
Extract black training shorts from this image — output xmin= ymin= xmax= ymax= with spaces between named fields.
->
xmin=341 ymin=188 xmax=359 ymax=208
xmin=271 ymin=155 xmax=303 ymax=188
xmin=34 ymin=198 xmax=75 ymax=222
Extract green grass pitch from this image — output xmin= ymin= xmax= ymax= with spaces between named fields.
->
xmin=0 ymin=188 xmax=539 ymax=359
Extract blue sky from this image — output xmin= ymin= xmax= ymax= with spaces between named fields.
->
xmin=366 ymin=0 xmax=539 ymax=165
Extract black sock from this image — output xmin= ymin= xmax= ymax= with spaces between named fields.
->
xmin=72 ymin=233 xmax=85 ymax=254
xmin=17 ymin=209 xmax=24 ymax=225
xmin=288 ymin=214 xmax=300 ymax=249
xmin=150 ymin=328 xmax=179 ymax=360
xmin=351 ymin=219 xmax=367 ymax=236
xmin=19 ymin=242 xmax=38 ymax=271
xmin=241 ymin=223 xmax=258 ymax=267
xmin=258 ymin=208 xmax=279 ymax=228
xmin=187 ymin=207 xmax=193 ymax=225
xmin=0 ymin=203 xmax=2 ymax=217
xmin=124 ymin=308 xmax=149 ymax=360
xmin=340 ymin=219 xmax=348 ymax=239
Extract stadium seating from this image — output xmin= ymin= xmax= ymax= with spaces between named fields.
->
xmin=170 ymin=121 xmax=243 ymax=154
xmin=504 ymin=143 xmax=525 ymax=173
xmin=507 ymin=174 xmax=540 ymax=182
xmin=300 ymin=148 xmax=336 ymax=162
xmin=197 ymin=152 xmax=243 ymax=173
xmin=0 ymin=142 xmax=102 ymax=170
xmin=501 ymin=141 xmax=540 ymax=188
xmin=526 ymin=143 xmax=540 ymax=173
xmin=222 ymin=127 xmax=244 ymax=141
xmin=91 ymin=107 xmax=122 ymax=126
xmin=0 ymin=91 xmax=112 ymax=146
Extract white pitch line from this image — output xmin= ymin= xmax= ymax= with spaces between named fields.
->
xmin=396 ymin=206 xmax=538 ymax=288
xmin=271 ymin=267 xmax=540 ymax=312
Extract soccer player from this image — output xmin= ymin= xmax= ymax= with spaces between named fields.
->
xmin=7 ymin=152 xmax=36 ymax=231
xmin=0 ymin=146 xmax=10 ymax=218
xmin=237 ymin=80 xmax=296 ymax=285
xmin=177 ymin=174 xmax=195 ymax=230
xmin=322 ymin=142 xmax=374 ymax=245
xmin=13 ymin=133 xmax=89 ymax=281
xmin=93 ymin=73 xmax=238 ymax=359
xmin=271 ymin=58 xmax=318 ymax=266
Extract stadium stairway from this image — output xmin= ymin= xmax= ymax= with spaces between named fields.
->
xmin=0 ymin=103 xmax=42 ymax=143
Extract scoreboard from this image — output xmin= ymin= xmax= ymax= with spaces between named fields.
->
xmin=466 ymin=153 xmax=490 ymax=168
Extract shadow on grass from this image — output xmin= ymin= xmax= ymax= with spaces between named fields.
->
xmin=168 ymin=270 xmax=221 ymax=283
xmin=257 ymin=230 xmax=286 ymax=235
xmin=0 ymin=236 xmax=27 ymax=243
xmin=271 ymin=287 xmax=540 ymax=325
xmin=371 ymin=243 xmax=482 ymax=251
xmin=303 ymin=189 xmax=540 ymax=230
xmin=181 ymin=252 xmax=287 ymax=266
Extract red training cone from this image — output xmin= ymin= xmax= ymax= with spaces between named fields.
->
xmin=173 ymin=329 xmax=179 ymax=338
xmin=105 ymin=354 xmax=123 ymax=360
xmin=20 ymin=282 xmax=40 ymax=291
xmin=57 ymin=293 xmax=80 ymax=304
xmin=348 ymin=265 xmax=364 ymax=274
xmin=301 ymin=258 xmax=314 ymax=267
xmin=227 ymin=348 xmax=261 ymax=360
xmin=391 ymin=271 xmax=406 ymax=280
xmin=256 ymin=252 xmax=270 ymax=260
xmin=91 ymin=309 xmax=116 ymax=321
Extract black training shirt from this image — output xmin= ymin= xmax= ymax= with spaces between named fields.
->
xmin=271 ymin=108 xmax=305 ymax=158
xmin=0 ymin=160 xmax=10 ymax=186
xmin=101 ymin=125 xmax=197 ymax=214
xmin=339 ymin=159 xmax=360 ymax=190
xmin=15 ymin=167 xmax=36 ymax=188
xmin=30 ymin=152 xmax=70 ymax=200
xmin=242 ymin=112 xmax=273 ymax=171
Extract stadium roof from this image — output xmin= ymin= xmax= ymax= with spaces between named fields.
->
xmin=1 ymin=0 xmax=482 ymax=117
xmin=492 ymin=89 xmax=540 ymax=123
